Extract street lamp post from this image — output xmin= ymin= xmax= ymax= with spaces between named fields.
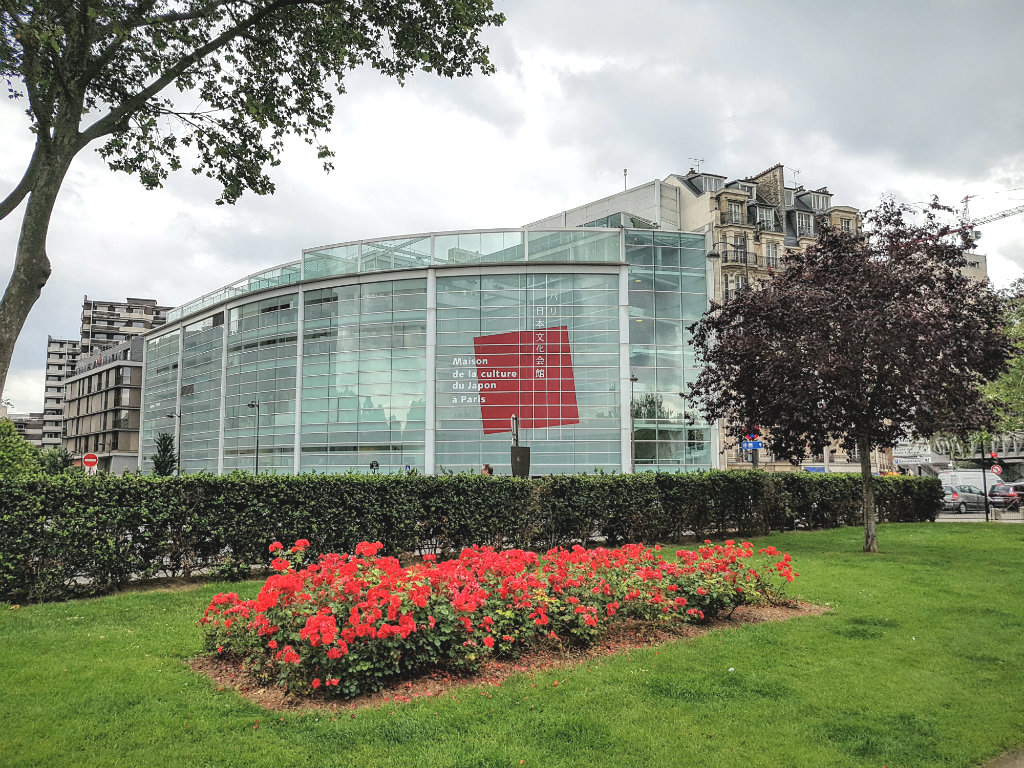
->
xmin=629 ymin=374 xmax=639 ymax=473
xmin=164 ymin=411 xmax=182 ymax=476
xmin=247 ymin=400 xmax=260 ymax=475
xmin=706 ymin=236 xmax=750 ymax=302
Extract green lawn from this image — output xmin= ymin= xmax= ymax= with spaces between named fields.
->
xmin=2 ymin=524 xmax=1023 ymax=768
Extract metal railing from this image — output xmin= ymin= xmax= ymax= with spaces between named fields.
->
xmin=720 ymin=250 xmax=758 ymax=266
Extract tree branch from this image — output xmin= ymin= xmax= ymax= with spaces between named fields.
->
xmin=0 ymin=142 xmax=43 ymax=222
xmin=79 ymin=0 xmax=305 ymax=147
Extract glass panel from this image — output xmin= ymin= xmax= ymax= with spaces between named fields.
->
xmin=433 ymin=231 xmax=524 ymax=265
xmin=360 ymin=236 xmax=431 ymax=272
xmin=303 ymin=244 xmax=360 ymax=279
xmin=527 ymin=230 xmax=620 ymax=263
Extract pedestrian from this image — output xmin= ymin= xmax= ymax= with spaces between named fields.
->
xmin=481 ymin=463 xmax=493 ymax=476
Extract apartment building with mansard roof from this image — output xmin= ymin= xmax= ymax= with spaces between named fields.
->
xmin=665 ymin=163 xmax=861 ymax=303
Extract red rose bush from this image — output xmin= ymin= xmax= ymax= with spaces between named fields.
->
xmin=199 ymin=539 xmax=798 ymax=698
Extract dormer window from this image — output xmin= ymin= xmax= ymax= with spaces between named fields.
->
xmin=697 ymin=175 xmax=724 ymax=193
xmin=738 ymin=182 xmax=756 ymax=200
xmin=809 ymin=192 xmax=830 ymax=211
xmin=756 ymin=208 xmax=775 ymax=228
xmin=784 ymin=190 xmax=795 ymax=207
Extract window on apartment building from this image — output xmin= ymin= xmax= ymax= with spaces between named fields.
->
xmin=797 ymin=212 xmax=813 ymax=236
xmin=765 ymin=241 xmax=780 ymax=267
xmin=840 ymin=217 xmax=852 ymax=232
xmin=732 ymin=234 xmax=747 ymax=256
xmin=784 ymin=190 xmax=795 ymax=207
xmin=757 ymin=208 xmax=774 ymax=228
xmin=728 ymin=202 xmax=743 ymax=224
xmin=807 ymin=193 xmax=822 ymax=210
xmin=738 ymin=183 xmax=756 ymax=199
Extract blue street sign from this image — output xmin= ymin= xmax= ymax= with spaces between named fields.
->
xmin=804 ymin=466 xmax=826 ymax=473
xmin=740 ymin=440 xmax=763 ymax=450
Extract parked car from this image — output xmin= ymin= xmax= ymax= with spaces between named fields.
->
xmin=988 ymin=483 xmax=1021 ymax=510
xmin=943 ymin=484 xmax=987 ymax=513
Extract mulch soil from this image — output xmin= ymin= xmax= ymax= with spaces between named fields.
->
xmin=186 ymin=601 xmax=828 ymax=713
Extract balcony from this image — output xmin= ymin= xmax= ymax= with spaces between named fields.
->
xmin=720 ymin=250 xmax=758 ymax=267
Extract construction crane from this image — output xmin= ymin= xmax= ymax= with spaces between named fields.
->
xmin=969 ymin=202 xmax=1024 ymax=241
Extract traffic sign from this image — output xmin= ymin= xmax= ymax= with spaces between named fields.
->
xmin=82 ymin=453 xmax=98 ymax=468
xmin=992 ymin=463 xmax=1003 ymax=476
xmin=740 ymin=440 xmax=763 ymax=451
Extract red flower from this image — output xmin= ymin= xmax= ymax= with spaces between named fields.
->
xmin=483 ymin=636 xmax=495 ymax=648
xmin=268 ymin=541 xmax=284 ymax=553
xmin=312 ymin=678 xmax=321 ymax=689
xmin=355 ymin=541 xmax=383 ymax=558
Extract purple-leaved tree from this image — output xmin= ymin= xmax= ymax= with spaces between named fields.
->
xmin=688 ymin=198 xmax=1009 ymax=552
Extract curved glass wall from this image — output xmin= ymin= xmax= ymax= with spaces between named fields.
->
xmin=142 ymin=228 xmax=714 ymax=475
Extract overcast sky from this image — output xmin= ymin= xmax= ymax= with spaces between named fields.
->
xmin=2 ymin=0 xmax=1023 ymax=412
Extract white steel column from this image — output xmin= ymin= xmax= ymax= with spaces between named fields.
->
xmin=217 ymin=319 xmax=228 ymax=474
xmin=425 ymin=269 xmax=437 ymax=474
xmin=293 ymin=290 xmax=304 ymax=474
xmin=618 ymin=263 xmax=632 ymax=473
xmin=137 ymin=339 xmax=147 ymax=471
xmin=174 ymin=330 xmax=184 ymax=473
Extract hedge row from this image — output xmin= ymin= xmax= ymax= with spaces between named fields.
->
xmin=0 ymin=471 xmax=941 ymax=603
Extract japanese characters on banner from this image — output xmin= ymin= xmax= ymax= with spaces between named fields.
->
xmin=471 ymin=324 xmax=580 ymax=435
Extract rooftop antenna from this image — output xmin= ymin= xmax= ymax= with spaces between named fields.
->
xmin=623 ymin=168 xmax=627 ymax=190
xmin=688 ymin=157 xmax=704 ymax=173
xmin=785 ymin=166 xmax=801 ymax=187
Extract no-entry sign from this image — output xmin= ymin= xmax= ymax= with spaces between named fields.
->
xmin=82 ymin=453 xmax=98 ymax=468
xmin=991 ymin=463 xmax=1003 ymax=476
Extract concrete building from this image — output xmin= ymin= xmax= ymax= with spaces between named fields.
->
xmin=140 ymin=226 xmax=715 ymax=475
xmin=62 ymin=337 xmax=145 ymax=474
xmin=80 ymin=296 xmax=171 ymax=357
xmin=40 ymin=298 xmax=169 ymax=465
xmin=961 ymin=252 xmax=989 ymax=283
xmin=7 ymin=411 xmax=45 ymax=446
xmin=43 ymin=336 xmax=80 ymax=449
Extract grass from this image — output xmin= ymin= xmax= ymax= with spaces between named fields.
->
xmin=1 ymin=524 xmax=1023 ymax=767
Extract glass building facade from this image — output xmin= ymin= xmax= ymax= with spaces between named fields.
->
xmin=141 ymin=227 xmax=716 ymax=475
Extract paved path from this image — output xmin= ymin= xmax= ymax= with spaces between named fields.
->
xmin=983 ymin=746 xmax=1024 ymax=767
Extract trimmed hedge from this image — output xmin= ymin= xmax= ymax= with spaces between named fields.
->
xmin=0 ymin=471 xmax=941 ymax=603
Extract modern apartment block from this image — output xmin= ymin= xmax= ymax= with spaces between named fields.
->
xmin=7 ymin=411 xmax=45 ymax=446
xmin=62 ymin=337 xmax=145 ymax=474
xmin=43 ymin=336 xmax=81 ymax=449
xmin=80 ymin=296 xmax=171 ymax=357
xmin=40 ymin=297 xmax=169 ymax=462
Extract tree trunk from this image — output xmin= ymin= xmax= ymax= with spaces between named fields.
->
xmin=0 ymin=145 xmax=75 ymax=397
xmin=859 ymin=433 xmax=878 ymax=552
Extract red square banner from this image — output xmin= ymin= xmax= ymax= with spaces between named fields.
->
xmin=473 ymin=325 xmax=580 ymax=435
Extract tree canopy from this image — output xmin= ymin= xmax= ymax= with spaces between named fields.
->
xmin=688 ymin=198 xmax=1009 ymax=551
xmin=0 ymin=0 xmax=504 ymax=394
xmin=0 ymin=417 xmax=40 ymax=478
xmin=982 ymin=278 xmax=1024 ymax=434
xmin=151 ymin=431 xmax=177 ymax=475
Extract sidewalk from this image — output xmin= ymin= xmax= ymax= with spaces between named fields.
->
xmin=984 ymin=746 xmax=1024 ymax=767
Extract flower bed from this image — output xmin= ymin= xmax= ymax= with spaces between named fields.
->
xmin=199 ymin=539 xmax=798 ymax=699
